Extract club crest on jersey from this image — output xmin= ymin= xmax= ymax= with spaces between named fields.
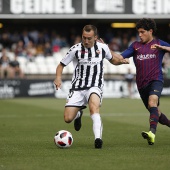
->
xmin=96 ymin=50 xmax=100 ymax=54
xmin=81 ymin=50 xmax=88 ymax=54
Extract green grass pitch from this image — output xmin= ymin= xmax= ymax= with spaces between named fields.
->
xmin=0 ymin=97 xmax=170 ymax=170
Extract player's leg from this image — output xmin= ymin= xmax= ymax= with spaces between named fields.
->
xmin=64 ymin=106 xmax=81 ymax=123
xmin=88 ymin=87 xmax=103 ymax=148
xmin=74 ymin=109 xmax=83 ymax=131
xmin=148 ymin=94 xmax=159 ymax=134
xmin=7 ymin=66 xmax=15 ymax=78
xmin=141 ymin=94 xmax=158 ymax=145
xmin=0 ymin=67 xmax=6 ymax=78
xmin=158 ymin=108 xmax=170 ymax=127
xmin=151 ymin=81 xmax=170 ymax=127
xmin=147 ymin=81 xmax=169 ymax=133
xmin=64 ymin=90 xmax=86 ymax=131
xmin=64 ymin=106 xmax=84 ymax=131
xmin=141 ymin=81 xmax=163 ymax=145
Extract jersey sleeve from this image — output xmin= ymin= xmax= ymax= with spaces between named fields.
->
xmin=60 ymin=45 xmax=77 ymax=66
xmin=159 ymin=39 xmax=170 ymax=48
xmin=103 ymin=44 xmax=113 ymax=60
xmin=121 ymin=43 xmax=135 ymax=59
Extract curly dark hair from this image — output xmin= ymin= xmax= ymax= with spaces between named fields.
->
xmin=136 ymin=18 xmax=157 ymax=35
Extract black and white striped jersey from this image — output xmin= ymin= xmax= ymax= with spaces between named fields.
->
xmin=60 ymin=41 xmax=112 ymax=90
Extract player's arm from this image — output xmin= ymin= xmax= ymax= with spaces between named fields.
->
xmin=109 ymin=51 xmax=129 ymax=65
xmin=54 ymin=45 xmax=76 ymax=90
xmin=154 ymin=44 xmax=170 ymax=52
xmin=98 ymin=38 xmax=129 ymax=65
xmin=54 ymin=63 xmax=65 ymax=90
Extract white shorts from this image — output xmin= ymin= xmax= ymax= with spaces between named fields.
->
xmin=65 ymin=87 xmax=103 ymax=109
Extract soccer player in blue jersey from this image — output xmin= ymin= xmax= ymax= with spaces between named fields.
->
xmin=109 ymin=18 xmax=170 ymax=145
xmin=54 ymin=25 xmax=129 ymax=148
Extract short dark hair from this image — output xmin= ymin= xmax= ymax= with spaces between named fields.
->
xmin=82 ymin=25 xmax=98 ymax=36
xmin=136 ymin=18 xmax=157 ymax=35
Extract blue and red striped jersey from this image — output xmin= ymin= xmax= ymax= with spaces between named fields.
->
xmin=121 ymin=39 xmax=170 ymax=90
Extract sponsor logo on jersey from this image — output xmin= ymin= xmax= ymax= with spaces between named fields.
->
xmin=81 ymin=61 xmax=100 ymax=65
xmin=137 ymin=54 xmax=156 ymax=60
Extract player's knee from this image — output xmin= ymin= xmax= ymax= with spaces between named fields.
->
xmin=148 ymin=101 xmax=157 ymax=108
xmin=89 ymin=105 xmax=100 ymax=114
xmin=64 ymin=114 xmax=72 ymax=123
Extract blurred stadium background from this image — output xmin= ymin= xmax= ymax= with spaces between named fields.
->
xmin=0 ymin=0 xmax=170 ymax=99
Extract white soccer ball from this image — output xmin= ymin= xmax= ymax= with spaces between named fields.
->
xmin=54 ymin=130 xmax=73 ymax=148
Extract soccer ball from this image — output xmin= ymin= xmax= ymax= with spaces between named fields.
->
xmin=54 ymin=130 xmax=73 ymax=148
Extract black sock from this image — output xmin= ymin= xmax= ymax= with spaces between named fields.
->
xmin=149 ymin=107 xmax=159 ymax=134
xmin=159 ymin=113 xmax=170 ymax=127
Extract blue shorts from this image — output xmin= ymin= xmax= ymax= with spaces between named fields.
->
xmin=139 ymin=80 xmax=163 ymax=109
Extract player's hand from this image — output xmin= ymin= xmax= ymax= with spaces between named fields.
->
xmin=97 ymin=38 xmax=105 ymax=44
xmin=54 ymin=78 xmax=62 ymax=90
xmin=121 ymin=58 xmax=130 ymax=64
xmin=152 ymin=44 xmax=164 ymax=50
xmin=154 ymin=44 xmax=170 ymax=52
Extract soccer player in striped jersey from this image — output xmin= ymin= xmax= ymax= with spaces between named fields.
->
xmin=54 ymin=25 xmax=129 ymax=148
xmin=109 ymin=18 xmax=170 ymax=145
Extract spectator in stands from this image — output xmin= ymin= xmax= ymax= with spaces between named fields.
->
xmin=44 ymin=42 xmax=53 ymax=57
xmin=51 ymin=32 xmax=67 ymax=52
xmin=37 ymin=32 xmax=46 ymax=45
xmin=128 ymin=36 xmax=136 ymax=46
xmin=162 ymin=53 xmax=170 ymax=77
xmin=25 ymin=40 xmax=37 ymax=61
xmin=120 ymin=37 xmax=129 ymax=52
xmin=68 ymin=27 xmax=80 ymax=46
xmin=124 ymin=68 xmax=135 ymax=98
xmin=36 ymin=44 xmax=44 ymax=56
xmin=14 ymin=40 xmax=26 ymax=57
xmin=10 ymin=31 xmax=20 ymax=45
xmin=120 ymin=34 xmax=129 ymax=52
xmin=9 ymin=55 xmax=24 ymax=78
xmin=104 ymin=28 xmax=114 ymax=44
xmin=36 ymin=31 xmax=50 ymax=56
xmin=108 ymin=37 xmax=121 ymax=51
xmin=29 ymin=28 xmax=39 ymax=44
xmin=0 ymin=49 xmax=13 ymax=78
xmin=74 ymin=35 xmax=81 ymax=44
xmin=0 ymin=32 xmax=12 ymax=50
xmin=20 ymin=29 xmax=34 ymax=47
